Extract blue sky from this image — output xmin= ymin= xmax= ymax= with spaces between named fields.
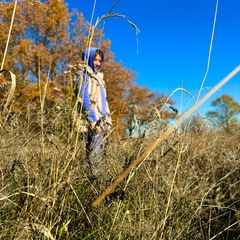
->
xmin=66 ymin=0 xmax=240 ymax=115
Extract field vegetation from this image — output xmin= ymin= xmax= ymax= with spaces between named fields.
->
xmin=0 ymin=97 xmax=240 ymax=239
xmin=0 ymin=0 xmax=240 ymax=239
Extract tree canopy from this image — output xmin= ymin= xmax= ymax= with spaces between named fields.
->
xmin=207 ymin=94 xmax=240 ymax=132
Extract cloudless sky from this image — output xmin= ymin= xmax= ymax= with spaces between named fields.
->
xmin=66 ymin=0 xmax=240 ymax=115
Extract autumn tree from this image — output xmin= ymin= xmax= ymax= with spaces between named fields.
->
xmin=0 ymin=0 xmax=107 ymax=80
xmin=121 ymin=84 xmax=174 ymax=137
xmin=0 ymin=0 xmax=175 ymax=137
xmin=207 ymin=94 xmax=240 ymax=132
xmin=0 ymin=0 xmax=108 ymax=113
xmin=102 ymin=56 xmax=175 ymax=138
xmin=0 ymin=0 xmax=67 ymax=81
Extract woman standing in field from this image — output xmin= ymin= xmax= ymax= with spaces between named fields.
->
xmin=75 ymin=47 xmax=112 ymax=176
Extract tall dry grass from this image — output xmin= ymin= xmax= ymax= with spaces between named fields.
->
xmin=0 ymin=106 xmax=240 ymax=239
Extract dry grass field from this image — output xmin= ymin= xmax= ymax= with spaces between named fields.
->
xmin=0 ymin=105 xmax=239 ymax=240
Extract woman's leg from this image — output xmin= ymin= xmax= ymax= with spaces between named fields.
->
xmin=86 ymin=129 xmax=104 ymax=175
